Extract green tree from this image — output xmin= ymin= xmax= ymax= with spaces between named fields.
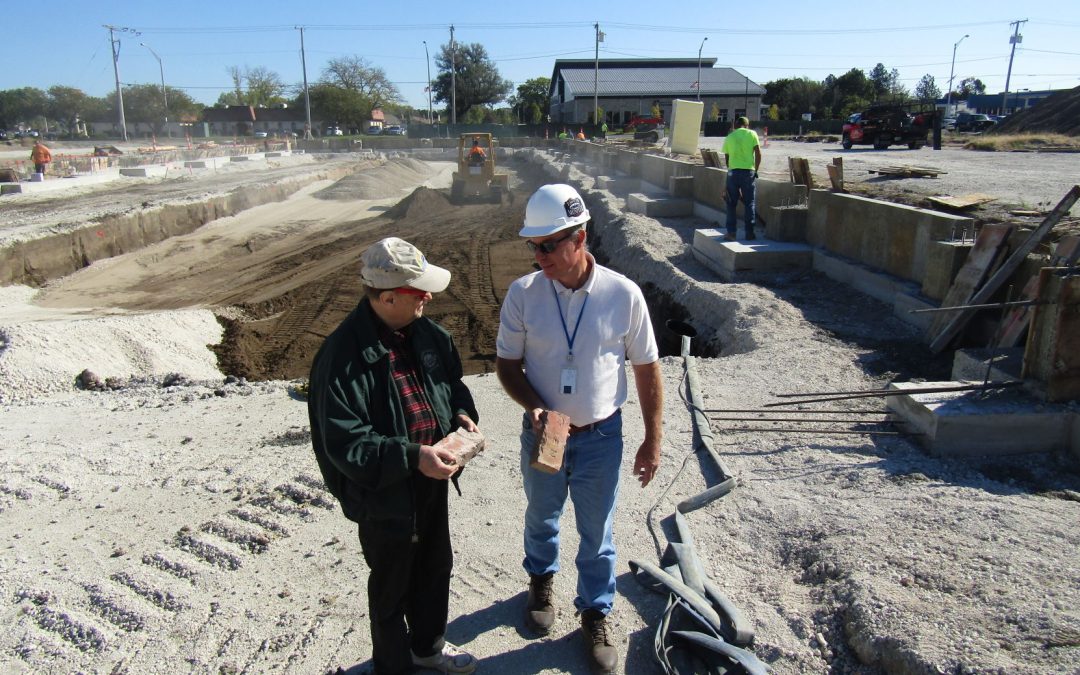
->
xmin=0 ymin=86 xmax=48 ymax=130
xmin=306 ymin=84 xmax=368 ymax=131
xmin=217 ymin=66 xmax=287 ymax=108
xmin=432 ymin=42 xmax=512 ymax=121
xmin=510 ymin=77 xmax=550 ymax=122
xmin=955 ymin=77 xmax=986 ymax=99
xmin=526 ymin=102 xmax=543 ymax=124
xmin=321 ymin=56 xmax=401 ymax=113
xmin=914 ymin=74 xmax=941 ymax=102
xmin=762 ymin=77 xmax=824 ymax=120
xmin=46 ymin=86 xmax=91 ymax=136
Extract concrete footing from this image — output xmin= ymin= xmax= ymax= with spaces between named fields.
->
xmin=766 ymin=206 xmax=809 ymax=242
xmin=952 ymin=348 xmax=1024 ymax=382
xmin=229 ymin=156 xmax=250 ymax=162
xmin=627 ymin=193 xmax=693 ymax=217
xmin=1 ymin=184 xmax=23 ymax=195
xmin=184 ymin=161 xmax=208 ymax=169
xmin=692 ymin=228 xmax=813 ymax=281
xmin=119 ymin=168 xmax=149 ymax=177
xmin=886 ymin=381 xmax=1076 ymax=456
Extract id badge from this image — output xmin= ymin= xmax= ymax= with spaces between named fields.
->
xmin=560 ymin=366 xmax=577 ymax=395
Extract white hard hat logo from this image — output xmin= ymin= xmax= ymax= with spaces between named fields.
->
xmin=564 ymin=198 xmax=584 ymax=218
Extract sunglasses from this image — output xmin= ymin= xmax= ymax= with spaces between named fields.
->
xmin=526 ymin=229 xmax=579 ymax=255
xmin=393 ymin=287 xmax=430 ymax=298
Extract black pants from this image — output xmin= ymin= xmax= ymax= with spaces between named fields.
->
xmin=357 ymin=475 xmax=452 ymax=675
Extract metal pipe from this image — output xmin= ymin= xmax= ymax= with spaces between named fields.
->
xmin=703 ymin=408 xmax=886 ymax=414
xmin=722 ymin=427 xmax=906 ymax=435
xmin=711 ymin=417 xmax=894 ymax=423
xmin=910 ymin=299 xmax=1044 ymax=314
xmin=771 ymin=381 xmax=1021 ymax=399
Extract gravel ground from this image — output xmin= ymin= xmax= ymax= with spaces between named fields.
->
xmin=0 ymin=146 xmax=1078 ymax=674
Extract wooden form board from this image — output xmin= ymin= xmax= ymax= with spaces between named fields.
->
xmin=869 ymin=166 xmax=945 ymax=178
xmin=929 ymin=184 xmax=1080 ymax=353
xmin=1022 ymin=270 xmax=1080 ymax=402
xmin=995 ymin=235 xmax=1080 ymax=347
xmin=788 ymin=157 xmax=813 ymax=188
xmin=826 ymin=157 xmax=844 ymax=192
xmin=926 ymin=223 xmax=1013 ymax=339
xmin=926 ymin=194 xmax=997 ymax=211
xmin=700 ymin=149 xmax=722 ymax=168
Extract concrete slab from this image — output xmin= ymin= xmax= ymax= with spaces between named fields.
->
xmin=692 ymin=228 xmax=812 ymax=281
xmin=184 ymin=161 xmax=208 ymax=169
xmin=229 ymin=155 xmax=251 ymax=162
xmin=1 ymin=184 xmax=23 ymax=195
xmin=886 ymin=381 xmax=1076 ymax=456
xmin=119 ymin=168 xmax=149 ymax=177
xmin=627 ymin=193 xmax=693 ymax=217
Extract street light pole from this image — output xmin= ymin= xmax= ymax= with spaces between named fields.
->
xmin=140 ymin=43 xmax=170 ymax=138
xmin=423 ymin=41 xmax=432 ymax=125
xmin=946 ymin=34 xmax=968 ymax=114
xmin=696 ymin=37 xmax=707 ymax=101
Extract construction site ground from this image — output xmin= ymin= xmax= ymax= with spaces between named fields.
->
xmin=0 ymin=141 xmax=1078 ymax=674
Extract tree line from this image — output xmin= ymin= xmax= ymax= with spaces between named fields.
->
xmin=762 ymin=62 xmax=986 ymax=120
xmin=0 ymin=42 xmax=553 ymax=137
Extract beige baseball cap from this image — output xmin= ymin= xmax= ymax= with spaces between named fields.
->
xmin=360 ymin=237 xmax=451 ymax=292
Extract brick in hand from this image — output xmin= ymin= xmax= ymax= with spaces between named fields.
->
xmin=530 ymin=410 xmax=569 ymax=474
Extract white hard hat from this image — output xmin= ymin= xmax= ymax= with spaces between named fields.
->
xmin=520 ymin=184 xmax=590 ymax=238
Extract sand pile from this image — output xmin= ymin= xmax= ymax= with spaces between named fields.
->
xmin=313 ymin=157 xmax=438 ymax=200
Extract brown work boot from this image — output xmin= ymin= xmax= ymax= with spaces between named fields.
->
xmin=524 ymin=572 xmax=555 ymax=635
xmin=580 ymin=609 xmax=618 ymax=673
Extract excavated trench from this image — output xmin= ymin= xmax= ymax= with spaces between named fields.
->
xmin=209 ymin=158 xmax=709 ymax=381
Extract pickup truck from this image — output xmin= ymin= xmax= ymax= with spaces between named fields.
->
xmin=954 ymin=113 xmax=996 ymax=133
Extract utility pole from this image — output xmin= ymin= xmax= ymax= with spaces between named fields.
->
xmin=140 ymin=43 xmax=169 ymax=137
xmin=423 ymin=41 xmax=433 ymax=125
xmin=696 ymin=37 xmax=708 ymax=101
xmin=946 ymin=34 xmax=969 ymax=115
xmin=450 ymin=25 xmax=456 ymax=126
xmin=593 ymin=23 xmax=603 ymax=126
xmin=1002 ymin=19 xmax=1027 ymax=115
xmin=744 ymin=76 xmax=749 ymax=119
xmin=104 ymin=24 xmax=132 ymax=142
xmin=298 ymin=26 xmax=313 ymax=139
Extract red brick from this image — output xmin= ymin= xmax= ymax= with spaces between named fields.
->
xmin=531 ymin=410 xmax=569 ymax=474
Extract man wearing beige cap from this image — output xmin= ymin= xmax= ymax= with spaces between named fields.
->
xmin=308 ymin=237 xmax=480 ymax=674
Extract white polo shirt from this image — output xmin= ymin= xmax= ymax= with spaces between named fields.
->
xmin=496 ymin=256 xmax=658 ymax=427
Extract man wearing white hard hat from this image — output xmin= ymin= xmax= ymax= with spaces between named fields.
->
xmin=309 ymin=237 xmax=480 ymax=674
xmin=495 ymin=184 xmax=664 ymax=673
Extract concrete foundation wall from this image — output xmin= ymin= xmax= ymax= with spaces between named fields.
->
xmin=639 ymin=154 xmax=695 ymax=191
xmin=807 ymin=189 xmax=972 ymax=284
xmin=0 ymin=163 xmax=364 ymax=287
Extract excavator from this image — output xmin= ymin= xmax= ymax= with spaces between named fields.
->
xmin=450 ymin=133 xmax=509 ymax=203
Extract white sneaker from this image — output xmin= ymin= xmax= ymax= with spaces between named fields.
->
xmin=411 ymin=639 xmax=477 ymax=673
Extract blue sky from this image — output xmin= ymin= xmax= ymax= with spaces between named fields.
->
xmin=3 ymin=1 xmax=1077 ymax=109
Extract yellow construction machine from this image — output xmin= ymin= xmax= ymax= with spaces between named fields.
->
xmin=450 ymin=133 xmax=509 ymax=203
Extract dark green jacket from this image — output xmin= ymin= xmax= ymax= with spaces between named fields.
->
xmin=307 ymin=298 xmax=478 ymax=526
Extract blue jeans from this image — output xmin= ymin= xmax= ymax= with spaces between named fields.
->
xmin=519 ymin=411 xmax=623 ymax=614
xmin=725 ymin=169 xmax=756 ymax=237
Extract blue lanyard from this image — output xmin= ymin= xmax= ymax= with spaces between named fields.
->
xmin=551 ymin=281 xmax=588 ymax=362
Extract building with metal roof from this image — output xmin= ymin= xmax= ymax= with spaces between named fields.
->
xmin=549 ymin=58 xmax=766 ymax=127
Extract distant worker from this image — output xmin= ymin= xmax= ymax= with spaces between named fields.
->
xmin=558 ymin=128 xmax=569 ymax=140
xmin=721 ymin=116 xmax=762 ymax=241
xmin=575 ymin=128 xmax=586 ymax=140
xmin=30 ymin=139 xmax=52 ymax=176
xmin=469 ymin=138 xmax=487 ymax=164
xmin=600 ymin=121 xmax=608 ymax=140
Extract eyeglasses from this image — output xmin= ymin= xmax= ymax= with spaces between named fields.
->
xmin=394 ymin=287 xmax=430 ymax=298
xmin=526 ymin=229 xmax=579 ymax=255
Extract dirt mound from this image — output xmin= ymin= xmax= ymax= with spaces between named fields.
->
xmin=213 ymin=161 xmax=550 ymax=382
xmin=383 ymin=185 xmax=454 ymax=220
xmin=313 ymin=157 xmax=437 ymax=200
xmin=992 ymin=86 xmax=1080 ymax=136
